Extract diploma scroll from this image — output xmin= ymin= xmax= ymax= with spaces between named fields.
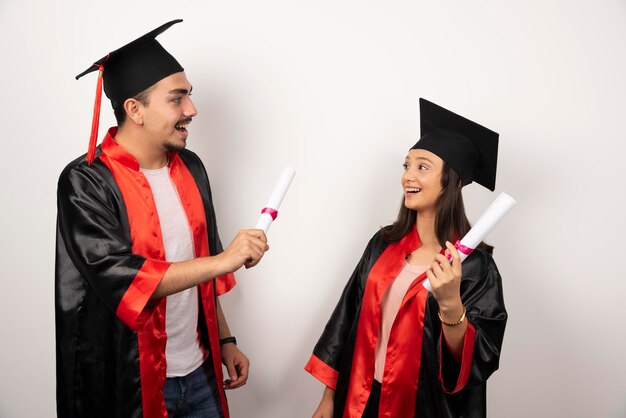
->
xmin=255 ymin=167 xmax=296 ymax=233
xmin=423 ymin=192 xmax=517 ymax=291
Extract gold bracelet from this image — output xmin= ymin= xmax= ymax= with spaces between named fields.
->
xmin=438 ymin=306 xmax=466 ymax=326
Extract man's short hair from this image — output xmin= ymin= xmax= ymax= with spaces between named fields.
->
xmin=113 ymin=86 xmax=153 ymax=127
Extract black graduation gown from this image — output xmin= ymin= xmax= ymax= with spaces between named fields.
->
xmin=305 ymin=228 xmax=507 ymax=418
xmin=55 ymin=127 xmax=235 ymax=418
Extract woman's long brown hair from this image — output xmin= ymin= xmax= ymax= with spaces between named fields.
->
xmin=381 ymin=163 xmax=493 ymax=253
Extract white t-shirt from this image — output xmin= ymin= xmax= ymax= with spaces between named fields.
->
xmin=141 ymin=165 xmax=207 ymax=377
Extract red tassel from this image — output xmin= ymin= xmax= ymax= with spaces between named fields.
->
xmin=86 ymin=64 xmax=104 ymax=164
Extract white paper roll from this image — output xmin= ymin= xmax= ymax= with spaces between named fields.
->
xmin=422 ymin=192 xmax=517 ymax=291
xmin=255 ymin=167 xmax=296 ymax=233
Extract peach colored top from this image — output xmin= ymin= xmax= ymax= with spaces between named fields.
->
xmin=374 ymin=261 xmax=429 ymax=382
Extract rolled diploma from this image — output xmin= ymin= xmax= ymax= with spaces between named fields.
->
xmin=255 ymin=167 xmax=296 ymax=233
xmin=423 ymin=192 xmax=517 ymax=291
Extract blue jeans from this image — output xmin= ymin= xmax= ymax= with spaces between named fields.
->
xmin=163 ymin=362 xmax=223 ymax=418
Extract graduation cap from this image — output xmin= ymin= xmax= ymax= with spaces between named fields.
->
xmin=76 ymin=19 xmax=184 ymax=163
xmin=411 ymin=98 xmax=499 ymax=191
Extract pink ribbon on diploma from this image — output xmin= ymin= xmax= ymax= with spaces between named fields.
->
xmin=446 ymin=240 xmax=475 ymax=261
xmin=454 ymin=240 xmax=474 ymax=256
xmin=261 ymin=207 xmax=278 ymax=220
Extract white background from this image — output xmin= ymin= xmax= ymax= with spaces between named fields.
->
xmin=1 ymin=1 xmax=625 ymax=417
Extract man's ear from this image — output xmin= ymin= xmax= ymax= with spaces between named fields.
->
xmin=124 ymin=98 xmax=144 ymax=125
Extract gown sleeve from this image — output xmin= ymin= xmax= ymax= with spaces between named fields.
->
xmin=208 ymin=232 xmax=235 ymax=297
xmin=436 ymin=249 xmax=508 ymax=393
xmin=305 ymin=234 xmax=381 ymax=390
xmin=57 ymin=164 xmax=171 ymax=331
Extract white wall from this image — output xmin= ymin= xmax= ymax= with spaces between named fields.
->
xmin=1 ymin=1 xmax=625 ymax=417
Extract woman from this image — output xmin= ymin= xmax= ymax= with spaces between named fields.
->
xmin=305 ymin=99 xmax=507 ymax=418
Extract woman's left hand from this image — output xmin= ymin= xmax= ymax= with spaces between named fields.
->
xmin=427 ymin=241 xmax=463 ymax=310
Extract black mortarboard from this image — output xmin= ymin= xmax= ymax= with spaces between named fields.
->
xmin=76 ymin=19 xmax=184 ymax=163
xmin=411 ymin=98 xmax=499 ymax=191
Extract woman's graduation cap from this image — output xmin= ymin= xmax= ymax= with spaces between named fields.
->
xmin=75 ymin=19 xmax=184 ymax=163
xmin=411 ymin=98 xmax=499 ymax=191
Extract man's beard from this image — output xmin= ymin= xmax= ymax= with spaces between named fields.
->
xmin=163 ymin=140 xmax=186 ymax=152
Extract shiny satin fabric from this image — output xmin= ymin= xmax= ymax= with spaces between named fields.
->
xmin=56 ymin=128 xmax=235 ymax=418
xmin=56 ymin=152 xmax=147 ymax=418
xmin=307 ymin=228 xmax=507 ymax=418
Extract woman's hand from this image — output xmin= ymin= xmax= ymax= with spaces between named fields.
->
xmin=427 ymin=241 xmax=463 ymax=311
xmin=312 ymin=386 xmax=335 ymax=418
xmin=427 ymin=241 xmax=468 ymax=362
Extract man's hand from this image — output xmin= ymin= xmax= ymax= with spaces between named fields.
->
xmin=217 ymin=229 xmax=269 ymax=273
xmin=221 ymin=343 xmax=249 ymax=390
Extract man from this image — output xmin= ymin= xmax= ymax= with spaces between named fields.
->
xmin=55 ymin=19 xmax=268 ymax=418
